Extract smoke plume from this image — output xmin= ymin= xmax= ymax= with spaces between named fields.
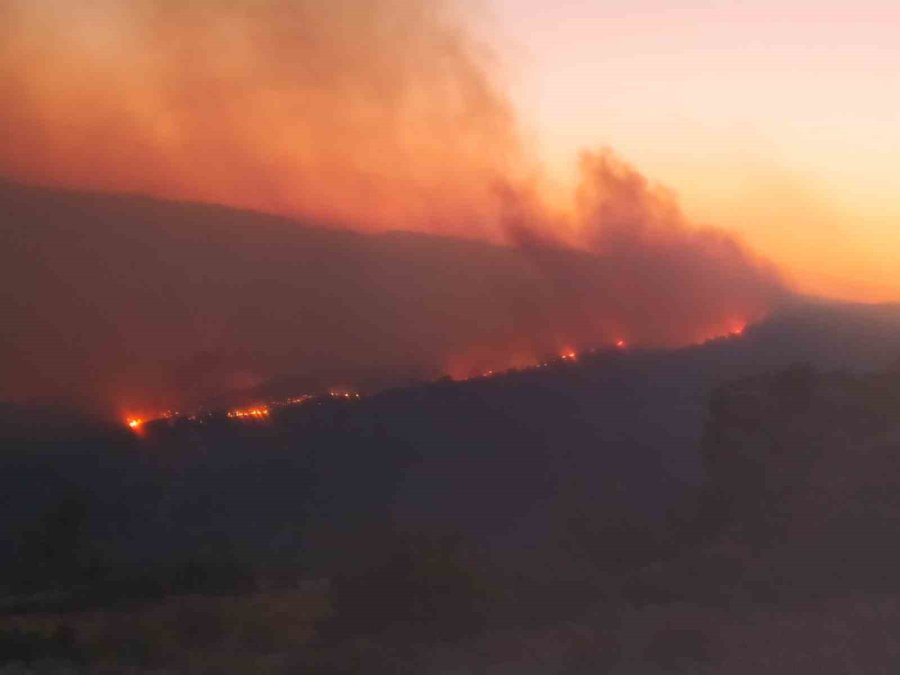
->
xmin=0 ymin=1 xmax=786 ymax=414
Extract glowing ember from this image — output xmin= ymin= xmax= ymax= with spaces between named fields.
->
xmin=227 ymin=406 xmax=270 ymax=419
xmin=126 ymin=418 xmax=143 ymax=430
xmin=615 ymin=339 xmax=627 ymax=348
xmin=328 ymin=389 xmax=361 ymax=399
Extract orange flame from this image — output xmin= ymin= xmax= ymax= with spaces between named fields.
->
xmin=227 ymin=406 xmax=270 ymax=419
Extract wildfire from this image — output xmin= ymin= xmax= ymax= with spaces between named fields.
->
xmin=227 ymin=406 xmax=270 ymax=419
xmin=120 ymin=320 xmax=756 ymax=434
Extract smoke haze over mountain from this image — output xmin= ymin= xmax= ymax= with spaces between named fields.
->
xmin=0 ymin=1 xmax=786 ymax=414
xmin=1 ymin=182 xmax=782 ymax=416
xmin=1 ymin=0 xmax=522 ymax=237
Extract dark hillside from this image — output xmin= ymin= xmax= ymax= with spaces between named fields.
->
xmin=4 ymin=311 xmax=900 ymax=670
xmin=3 ymin=298 xmax=900 ymax=599
xmin=627 ymin=363 xmax=900 ymax=605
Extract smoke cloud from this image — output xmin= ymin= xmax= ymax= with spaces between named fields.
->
xmin=1 ymin=0 xmax=522 ymax=238
xmin=0 ymin=1 xmax=786 ymax=415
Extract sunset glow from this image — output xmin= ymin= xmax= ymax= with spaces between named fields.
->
xmin=491 ymin=0 xmax=900 ymax=301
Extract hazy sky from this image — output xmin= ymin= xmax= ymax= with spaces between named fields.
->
xmin=489 ymin=0 xmax=900 ymax=300
xmin=3 ymin=0 xmax=898 ymax=303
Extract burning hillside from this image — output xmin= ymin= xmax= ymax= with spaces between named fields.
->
xmin=0 ymin=182 xmax=781 ymax=416
xmin=0 ymin=0 xmax=785 ymax=415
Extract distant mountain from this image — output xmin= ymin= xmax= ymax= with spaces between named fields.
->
xmin=0 ymin=180 xmax=780 ymax=414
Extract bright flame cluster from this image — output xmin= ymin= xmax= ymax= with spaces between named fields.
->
xmin=124 ymin=387 xmax=367 ymax=432
xmin=227 ymin=406 xmax=270 ymax=419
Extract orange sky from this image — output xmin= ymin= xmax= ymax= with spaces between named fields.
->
xmin=489 ymin=0 xmax=900 ymax=301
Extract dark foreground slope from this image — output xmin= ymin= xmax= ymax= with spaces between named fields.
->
xmin=2 ymin=298 xmax=899 ymax=583
xmin=5 ymin=331 xmax=900 ymax=671
xmin=2 ymin=300 xmax=899 ymax=548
